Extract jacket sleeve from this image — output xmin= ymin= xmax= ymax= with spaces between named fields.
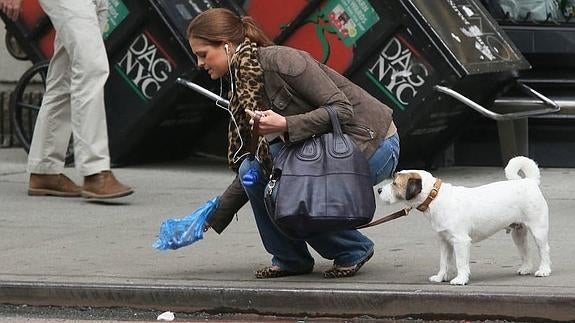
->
xmin=266 ymin=48 xmax=353 ymax=143
xmin=207 ymin=175 xmax=249 ymax=234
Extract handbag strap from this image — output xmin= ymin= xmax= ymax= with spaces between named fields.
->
xmin=325 ymin=106 xmax=355 ymax=158
xmin=325 ymin=106 xmax=343 ymax=136
xmin=356 ymin=207 xmax=412 ymax=229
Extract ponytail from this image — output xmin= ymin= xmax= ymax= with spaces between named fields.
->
xmin=241 ymin=16 xmax=274 ymax=47
xmin=187 ymin=8 xmax=274 ymax=47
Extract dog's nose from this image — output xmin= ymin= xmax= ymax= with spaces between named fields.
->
xmin=377 ymin=187 xmax=382 ymax=194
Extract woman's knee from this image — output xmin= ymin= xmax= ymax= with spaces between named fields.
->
xmin=372 ymin=153 xmax=398 ymax=185
xmin=369 ymin=134 xmax=400 ymax=185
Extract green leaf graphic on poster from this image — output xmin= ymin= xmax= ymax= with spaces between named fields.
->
xmin=322 ymin=0 xmax=379 ymax=46
xmin=103 ymin=0 xmax=129 ymax=39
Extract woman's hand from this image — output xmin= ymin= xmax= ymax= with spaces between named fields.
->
xmin=0 ymin=0 xmax=23 ymax=21
xmin=203 ymin=223 xmax=211 ymax=232
xmin=245 ymin=109 xmax=287 ymax=135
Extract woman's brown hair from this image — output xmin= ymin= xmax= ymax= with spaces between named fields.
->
xmin=187 ymin=8 xmax=273 ymax=47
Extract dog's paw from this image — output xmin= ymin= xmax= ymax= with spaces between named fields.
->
xmin=535 ymin=267 xmax=551 ymax=277
xmin=449 ymin=275 xmax=469 ymax=285
xmin=429 ymin=274 xmax=445 ymax=283
xmin=446 ymin=271 xmax=457 ymax=281
xmin=517 ymin=265 xmax=533 ymax=275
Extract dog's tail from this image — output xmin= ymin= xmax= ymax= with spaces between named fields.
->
xmin=505 ymin=156 xmax=540 ymax=185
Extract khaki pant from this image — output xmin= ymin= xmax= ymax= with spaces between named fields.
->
xmin=28 ymin=0 xmax=110 ymax=176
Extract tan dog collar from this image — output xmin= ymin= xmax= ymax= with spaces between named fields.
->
xmin=416 ymin=178 xmax=442 ymax=212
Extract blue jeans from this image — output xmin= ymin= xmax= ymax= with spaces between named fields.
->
xmin=369 ymin=132 xmax=400 ymax=186
xmin=239 ymin=133 xmax=400 ymax=272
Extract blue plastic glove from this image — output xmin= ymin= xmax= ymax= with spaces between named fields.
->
xmin=153 ymin=196 xmax=220 ymax=250
xmin=241 ymin=157 xmax=262 ymax=187
xmin=241 ymin=167 xmax=260 ymax=187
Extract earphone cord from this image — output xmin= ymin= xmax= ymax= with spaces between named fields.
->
xmin=214 ymin=49 xmax=249 ymax=165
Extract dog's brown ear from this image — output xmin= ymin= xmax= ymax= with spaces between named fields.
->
xmin=405 ymin=178 xmax=422 ymax=200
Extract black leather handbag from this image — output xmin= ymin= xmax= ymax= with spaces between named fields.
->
xmin=263 ymin=106 xmax=376 ymax=240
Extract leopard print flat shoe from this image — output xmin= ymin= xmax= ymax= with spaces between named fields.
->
xmin=323 ymin=251 xmax=374 ymax=279
xmin=255 ymin=266 xmax=312 ymax=279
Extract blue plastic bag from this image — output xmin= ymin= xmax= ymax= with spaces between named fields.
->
xmin=153 ymin=196 xmax=220 ymax=250
xmin=241 ymin=157 xmax=262 ymax=187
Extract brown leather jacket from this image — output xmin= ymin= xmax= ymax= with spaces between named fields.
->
xmin=207 ymin=45 xmax=395 ymax=233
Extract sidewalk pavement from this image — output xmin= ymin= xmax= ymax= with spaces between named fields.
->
xmin=1 ymin=147 xmax=574 ymax=321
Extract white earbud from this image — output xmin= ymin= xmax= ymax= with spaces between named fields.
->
xmin=224 ymin=43 xmax=229 ymax=53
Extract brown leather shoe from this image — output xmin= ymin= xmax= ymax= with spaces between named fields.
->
xmin=82 ymin=170 xmax=134 ymax=199
xmin=28 ymin=173 xmax=82 ymax=197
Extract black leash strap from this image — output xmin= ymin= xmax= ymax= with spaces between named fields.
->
xmin=356 ymin=207 xmax=413 ymax=229
xmin=250 ymin=115 xmax=261 ymax=155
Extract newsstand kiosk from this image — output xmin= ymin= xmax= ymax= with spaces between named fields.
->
xmin=244 ymin=0 xmax=534 ymax=167
xmin=102 ymin=0 xmax=243 ymax=164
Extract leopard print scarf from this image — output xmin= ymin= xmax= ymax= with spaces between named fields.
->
xmin=227 ymin=38 xmax=272 ymax=175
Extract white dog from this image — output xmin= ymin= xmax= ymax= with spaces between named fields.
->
xmin=378 ymin=156 xmax=551 ymax=285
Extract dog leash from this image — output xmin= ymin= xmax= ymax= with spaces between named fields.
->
xmin=356 ymin=207 xmax=413 ymax=229
xmin=250 ymin=113 xmax=261 ymax=155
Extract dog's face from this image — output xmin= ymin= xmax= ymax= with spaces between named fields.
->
xmin=378 ymin=170 xmax=434 ymax=205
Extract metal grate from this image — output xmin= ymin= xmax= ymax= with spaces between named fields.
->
xmin=0 ymin=90 xmax=43 ymax=149
xmin=0 ymin=91 xmax=15 ymax=147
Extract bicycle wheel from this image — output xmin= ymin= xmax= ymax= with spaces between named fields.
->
xmin=10 ymin=61 xmax=74 ymax=165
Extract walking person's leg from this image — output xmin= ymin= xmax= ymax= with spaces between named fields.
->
xmin=44 ymin=0 xmax=110 ymax=174
xmin=27 ymin=7 xmax=80 ymax=197
xmin=38 ymin=0 xmax=132 ymax=199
